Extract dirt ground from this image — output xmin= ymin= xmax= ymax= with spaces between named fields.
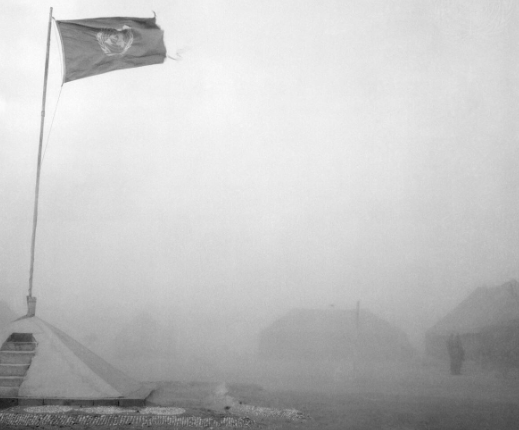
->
xmin=1 ymin=359 xmax=519 ymax=429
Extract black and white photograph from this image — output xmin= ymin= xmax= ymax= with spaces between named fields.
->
xmin=1 ymin=1 xmax=519 ymax=429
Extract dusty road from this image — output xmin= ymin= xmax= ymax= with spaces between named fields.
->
xmin=1 ymin=360 xmax=518 ymax=429
xmin=1 ymin=390 xmax=517 ymax=430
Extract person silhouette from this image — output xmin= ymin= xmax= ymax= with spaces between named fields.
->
xmin=447 ymin=333 xmax=465 ymax=375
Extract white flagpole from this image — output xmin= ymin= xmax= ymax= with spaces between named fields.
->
xmin=27 ymin=7 xmax=53 ymax=317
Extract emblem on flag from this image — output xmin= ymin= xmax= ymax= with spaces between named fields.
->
xmin=96 ymin=26 xmax=134 ymax=56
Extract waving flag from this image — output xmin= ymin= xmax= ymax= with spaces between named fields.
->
xmin=56 ymin=16 xmax=167 ymax=83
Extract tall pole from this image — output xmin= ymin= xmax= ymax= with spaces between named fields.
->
xmin=27 ymin=7 xmax=53 ymax=317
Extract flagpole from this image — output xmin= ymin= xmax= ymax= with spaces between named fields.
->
xmin=27 ymin=7 xmax=53 ymax=317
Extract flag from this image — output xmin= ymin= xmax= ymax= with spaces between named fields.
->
xmin=56 ymin=16 xmax=167 ymax=83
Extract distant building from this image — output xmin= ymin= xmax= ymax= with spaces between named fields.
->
xmin=258 ymin=308 xmax=416 ymax=362
xmin=114 ymin=311 xmax=176 ymax=360
xmin=0 ymin=301 xmax=18 ymax=329
xmin=425 ymin=280 xmax=519 ymax=371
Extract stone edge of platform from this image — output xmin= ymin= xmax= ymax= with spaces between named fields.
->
xmin=0 ymin=396 xmax=145 ymax=409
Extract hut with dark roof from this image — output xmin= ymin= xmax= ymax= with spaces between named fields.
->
xmin=258 ymin=307 xmax=415 ymax=362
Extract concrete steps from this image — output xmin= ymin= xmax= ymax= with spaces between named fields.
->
xmin=0 ymin=386 xmax=20 ymax=397
xmin=0 ymin=364 xmax=30 ymax=377
xmin=0 ymin=334 xmax=37 ymax=398
xmin=0 ymin=342 xmax=37 ymax=352
xmin=0 ymin=376 xmax=25 ymax=387
xmin=0 ymin=351 xmax=35 ymax=365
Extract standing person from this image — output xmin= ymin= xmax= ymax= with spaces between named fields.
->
xmin=452 ymin=333 xmax=465 ymax=375
xmin=447 ymin=334 xmax=456 ymax=375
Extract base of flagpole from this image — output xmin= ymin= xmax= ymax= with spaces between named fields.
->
xmin=27 ymin=296 xmax=37 ymax=317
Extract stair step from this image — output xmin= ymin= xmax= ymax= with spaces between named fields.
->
xmin=0 ymin=386 xmax=19 ymax=398
xmin=0 ymin=376 xmax=24 ymax=387
xmin=0 ymin=351 xmax=35 ymax=365
xmin=0 ymin=342 xmax=37 ymax=352
xmin=0 ymin=364 xmax=30 ymax=377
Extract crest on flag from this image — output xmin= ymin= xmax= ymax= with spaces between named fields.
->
xmin=96 ymin=26 xmax=134 ymax=56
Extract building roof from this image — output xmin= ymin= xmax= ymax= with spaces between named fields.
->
xmin=429 ymin=279 xmax=519 ymax=335
xmin=263 ymin=307 xmax=406 ymax=340
xmin=259 ymin=307 xmax=416 ymax=361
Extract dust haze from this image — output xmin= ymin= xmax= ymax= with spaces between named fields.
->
xmin=2 ymin=0 xmax=519 ymax=403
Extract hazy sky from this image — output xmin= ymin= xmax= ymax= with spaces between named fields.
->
xmin=2 ymin=0 xmax=519 ymax=346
